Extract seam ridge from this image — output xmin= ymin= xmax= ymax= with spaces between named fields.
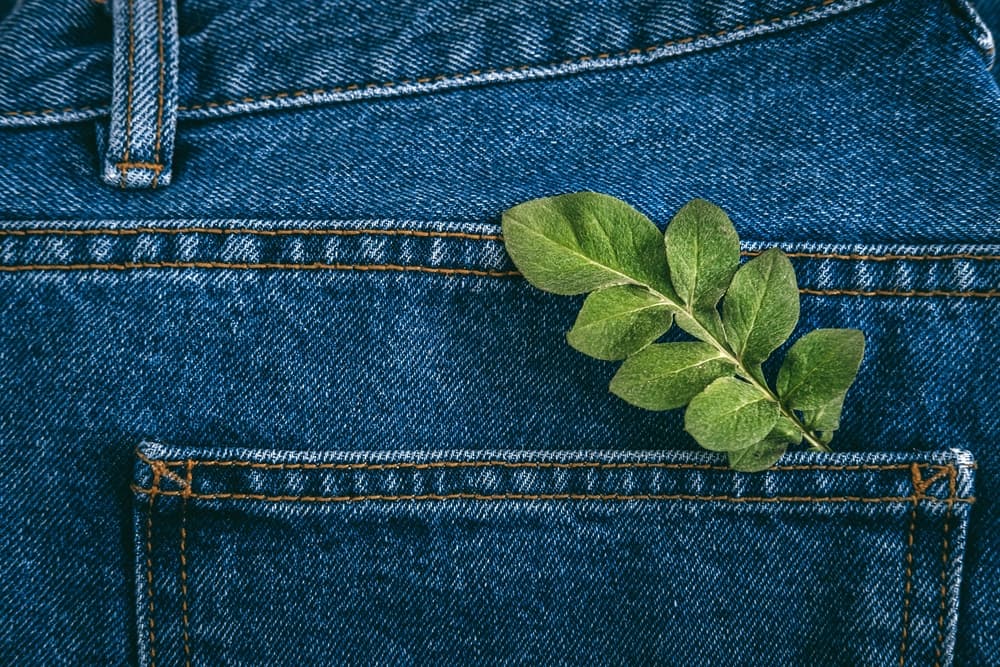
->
xmin=0 ymin=0 xmax=875 ymax=127
xmin=128 ymin=485 xmax=975 ymax=504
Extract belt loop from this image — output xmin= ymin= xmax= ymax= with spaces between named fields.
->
xmin=101 ymin=0 xmax=179 ymax=189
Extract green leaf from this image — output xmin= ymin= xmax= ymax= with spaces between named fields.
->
xmin=722 ymin=248 xmax=800 ymax=365
xmin=663 ymin=199 xmax=740 ymax=310
xmin=776 ymin=329 xmax=866 ymax=410
xmin=566 ymin=285 xmax=673 ymax=361
xmin=728 ymin=439 xmax=788 ymax=472
xmin=501 ymin=192 xmax=675 ymax=296
xmin=801 ymin=393 xmax=846 ymax=433
xmin=769 ymin=415 xmax=804 ymax=447
xmin=683 ymin=377 xmax=780 ymax=452
xmin=610 ymin=342 xmax=735 ymax=411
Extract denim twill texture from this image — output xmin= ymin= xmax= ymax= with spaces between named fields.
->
xmin=0 ymin=0 xmax=998 ymax=665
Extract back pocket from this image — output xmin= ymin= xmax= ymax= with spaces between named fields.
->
xmin=132 ymin=442 xmax=974 ymax=667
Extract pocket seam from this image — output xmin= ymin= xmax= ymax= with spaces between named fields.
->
xmin=131 ymin=456 xmax=973 ymax=505
xmin=137 ymin=451 xmax=973 ymax=667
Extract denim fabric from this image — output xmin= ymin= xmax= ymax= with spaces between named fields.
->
xmin=973 ymin=0 xmax=1000 ymax=79
xmin=1 ymin=0 xmax=999 ymax=665
xmin=134 ymin=444 xmax=974 ymax=666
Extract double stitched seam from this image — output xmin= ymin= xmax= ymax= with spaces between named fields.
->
xmin=898 ymin=464 xmax=956 ymax=666
xmin=933 ymin=466 xmax=957 ymax=667
xmin=158 ymin=460 xmax=936 ymax=473
xmin=799 ymin=288 xmax=999 ymax=298
xmin=151 ymin=0 xmax=166 ymax=188
xmin=0 ymin=262 xmax=994 ymax=297
xmin=180 ymin=460 xmax=192 ymax=667
xmin=742 ymin=250 xmax=1000 ymax=262
xmin=0 ymin=262 xmax=521 ymax=277
xmin=129 ymin=487 xmax=974 ymax=504
xmin=118 ymin=0 xmax=136 ymax=189
xmin=2 ymin=228 xmax=999 ymax=264
xmin=145 ymin=466 xmax=160 ymax=667
xmin=899 ymin=493 xmax=918 ymax=666
xmin=133 ymin=457 xmax=974 ymax=503
xmin=0 ymin=228 xmax=503 ymax=241
xmin=4 ymin=0 xmax=852 ymax=119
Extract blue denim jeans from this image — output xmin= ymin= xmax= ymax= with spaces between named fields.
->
xmin=1 ymin=0 xmax=999 ymax=665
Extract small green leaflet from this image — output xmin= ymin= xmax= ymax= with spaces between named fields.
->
xmin=722 ymin=248 xmax=799 ymax=366
xmin=501 ymin=192 xmax=866 ymax=471
xmin=684 ymin=377 xmax=780 ymax=452
xmin=664 ymin=199 xmax=740 ymax=311
xmin=501 ymin=192 xmax=676 ymax=297
xmin=609 ymin=342 xmax=735 ymax=411
xmin=566 ymin=285 xmax=673 ymax=361
xmin=776 ymin=329 xmax=865 ymax=410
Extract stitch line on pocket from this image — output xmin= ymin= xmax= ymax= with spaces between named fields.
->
xmin=3 ymin=227 xmax=1000 ymax=265
xmin=897 ymin=462 xmax=942 ymax=666
xmin=0 ymin=261 xmax=996 ymax=298
xmin=933 ymin=466 xmax=958 ymax=667
xmin=129 ymin=487 xmax=973 ymax=505
xmin=899 ymin=495 xmax=918 ymax=666
xmin=180 ymin=460 xmax=192 ymax=667
xmin=158 ymin=459 xmax=933 ymax=473
xmin=145 ymin=466 xmax=160 ymax=667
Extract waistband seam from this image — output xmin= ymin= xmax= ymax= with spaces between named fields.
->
xmin=0 ymin=0 xmax=879 ymax=128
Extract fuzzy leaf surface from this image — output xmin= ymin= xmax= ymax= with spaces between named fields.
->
xmin=610 ymin=342 xmax=735 ymax=411
xmin=663 ymin=199 xmax=740 ymax=310
xmin=777 ymin=329 xmax=865 ymax=410
xmin=722 ymin=248 xmax=800 ymax=365
xmin=684 ymin=377 xmax=780 ymax=452
xmin=566 ymin=285 xmax=673 ymax=361
xmin=502 ymin=192 xmax=675 ymax=296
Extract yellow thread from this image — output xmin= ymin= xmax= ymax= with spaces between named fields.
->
xmin=145 ymin=468 xmax=159 ymax=667
xmin=181 ymin=460 xmax=192 ymax=667
xmin=162 ymin=459 xmax=933 ymax=473
xmin=0 ymin=227 xmax=502 ymax=241
xmin=0 ymin=262 xmax=521 ymax=277
xmin=129 ymin=486 xmax=974 ymax=505
xmin=898 ymin=463 xmax=923 ymax=666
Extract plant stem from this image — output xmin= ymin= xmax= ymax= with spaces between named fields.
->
xmin=643 ymin=287 xmax=832 ymax=453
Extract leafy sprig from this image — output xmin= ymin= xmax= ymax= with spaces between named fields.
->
xmin=501 ymin=192 xmax=865 ymax=471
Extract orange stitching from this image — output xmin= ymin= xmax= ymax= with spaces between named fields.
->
xmin=0 ymin=227 xmax=503 ymax=241
xmin=114 ymin=161 xmax=164 ymax=172
xmin=156 ymin=459 xmax=934 ymax=473
xmin=933 ymin=467 xmax=957 ymax=667
xmin=898 ymin=463 xmax=923 ymax=666
xmin=800 ymin=288 xmax=1000 ymax=298
xmin=0 ymin=261 xmax=521 ymax=277
xmin=0 ymin=227 xmax=997 ymax=265
xmin=120 ymin=0 xmax=136 ymax=189
xmin=151 ymin=0 xmax=165 ymax=189
xmin=145 ymin=466 xmax=160 ymax=667
xmin=129 ymin=486 xmax=974 ymax=505
xmin=2 ymin=105 xmax=94 ymax=117
xmin=136 ymin=448 xmax=189 ymax=488
xmin=181 ymin=460 xmax=191 ymax=667
xmin=3 ymin=0 xmax=858 ymax=120
xmin=742 ymin=250 xmax=1000 ymax=262
xmin=913 ymin=467 xmax=951 ymax=496
xmin=0 ymin=261 xmax=995 ymax=295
